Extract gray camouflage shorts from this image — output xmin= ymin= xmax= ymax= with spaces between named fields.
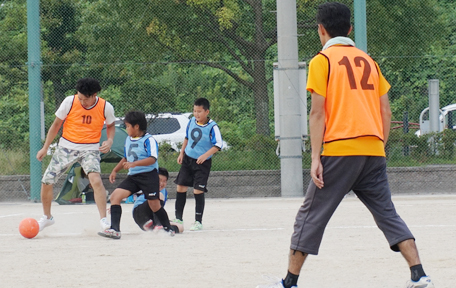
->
xmin=41 ymin=146 xmax=101 ymax=185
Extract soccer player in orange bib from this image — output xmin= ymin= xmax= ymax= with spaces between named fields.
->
xmin=36 ymin=78 xmax=116 ymax=234
xmin=257 ymin=3 xmax=434 ymax=288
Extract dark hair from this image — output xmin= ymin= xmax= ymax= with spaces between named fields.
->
xmin=75 ymin=78 xmax=102 ymax=97
xmin=194 ymin=98 xmax=210 ymax=110
xmin=158 ymin=167 xmax=169 ymax=179
xmin=124 ymin=110 xmax=147 ymax=132
xmin=316 ymin=2 xmax=351 ymax=38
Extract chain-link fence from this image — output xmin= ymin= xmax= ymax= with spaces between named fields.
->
xmin=1 ymin=0 xmax=456 ymax=200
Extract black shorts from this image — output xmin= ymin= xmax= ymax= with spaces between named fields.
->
xmin=174 ymin=153 xmax=211 ymax=192
xmin=117 ymin=169 xmax=160 ymax=200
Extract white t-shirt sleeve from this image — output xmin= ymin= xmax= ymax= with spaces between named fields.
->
xmin=104 ymin=101 xmax=116 ymax=125
xmin=54 ymin=96 xmax=74 ymax=120
xmin=147 ymin=137 xmax=158 ymax=159
xmin=211 ymin=124 xmax=223 ymax=149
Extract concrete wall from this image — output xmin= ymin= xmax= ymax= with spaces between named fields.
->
xmin=1 ymin=165 xmax=455 ymax=201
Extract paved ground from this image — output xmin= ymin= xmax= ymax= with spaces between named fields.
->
xmin=0 ymin=194 xmax=454 ymax=288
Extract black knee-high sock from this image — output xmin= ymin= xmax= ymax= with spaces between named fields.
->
xmin=153 ymin=200 xmax=165 ymax=226
xmin=110 ymin=205 xmax=122 ymax=232
xmin=194 ymin=193 xmax=205 ymax=223
xmin=154 ymin=207 xmax=172 ymax=230
xmin=175 ymin=192 xmax=187 ymax=221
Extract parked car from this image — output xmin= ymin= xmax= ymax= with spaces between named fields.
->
xmin=416 ymin=104 xmax=456 ymax=136
xmin=145 ymin=112 xmax=191 ymax=152
xmin=49 ymin=112 xmax=227 ymax=154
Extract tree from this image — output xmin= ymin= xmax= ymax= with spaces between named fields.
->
xmin=76 ymin=0 xmax=281 ymax=135
xmin=41 ymin=0 xmax=87 ymax=106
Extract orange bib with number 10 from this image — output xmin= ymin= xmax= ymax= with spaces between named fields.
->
xmin=62 ymin=95 xmax=106 ymax=144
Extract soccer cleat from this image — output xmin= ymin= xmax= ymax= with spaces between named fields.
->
xmin=142 ymin=219 xmax=154 ymax=231
xmin=405 ymin=276 xmax=435 ymax=288
xmin=171 ymin=219 xmax=183 ymax=225
xmin=97 ymin=229 xmax=121 ymax=239
xmin=100 ymin=217 xmax=110 ymax=231
xmin=189 ymin=221 xmax=203 ymax=231
xmin=38 ymin=215 xmax=55 ymax=231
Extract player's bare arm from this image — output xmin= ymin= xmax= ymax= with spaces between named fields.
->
xmin=123 ymin=156 xmax=156 ymax=169
xmin=109 ymin=157 xmax=127 ymax=183
xmin=36 ymin=117 xmax=64 ymax=161
xmin=380 ymin=93 xmax=392 ymax=145
xmin=99 ymin=122 xmax=115 ymax=154
xmin=309 ymin=92 xmax=326 ymax=189
xmin=177 ymin=138 xmax=189 ymax=164
xmin=196 ymin=146 xmax=220 ymax=164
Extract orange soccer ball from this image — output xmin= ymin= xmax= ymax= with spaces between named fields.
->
xmin=19 ymin=218 xmax=39 ymax=239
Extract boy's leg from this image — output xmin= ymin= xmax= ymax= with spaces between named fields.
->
xmin=87 ymin=172 xmax=107 ymax=219
xmin=110 ymin=204 xmax=122 ymax=232
xmin=148 ymin=199 xmax=173 ymax=234
xmin=41 ymin=183 xmax=54 ymax=217
xmin=81 ymin=151 xmax=107 ymax=220
xmin=133 ymin=201 xmax=156 ymax=230
xmin=39 ymin=146 xmax=82 ymax=231
xmin=175 ymin=186 xmax=187 ymax=221
xmin=38 ymin=183 xmax=56 ymax=231
xmin=174 ymin=154 xmax=195 ymax=222
xmin=190 ymin=157 xmax=210 ymax=229
xmin=152 ymin=199 xmax=165 ymax=227
xmin=194 ymin=189 xmax=205 ymax=223
xmin=109 ymin=188 xmax=131 ymax=232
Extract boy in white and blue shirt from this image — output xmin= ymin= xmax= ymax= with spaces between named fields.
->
xmin=174 ymin=98 xmax=223 ymax=231
xmin=99 ymin=111 xmax=174 ymax=239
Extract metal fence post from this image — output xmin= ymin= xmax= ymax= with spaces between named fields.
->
xmin=27 ymin=0 xmax=42 ymax=201
xmin=277 ymin=0 xmax=303 ymax=197
xmin=354 ymin=0 xmax=368 ymax=53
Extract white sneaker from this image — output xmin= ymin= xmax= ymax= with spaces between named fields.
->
xmin=97 ymin=229 xmax=121 ymax=239
xmin=406 ymin=276 xmax=435 ymax=288
xmin=100 ymin=217 xmax=110 ymax=231
xmin=189 ymin=221 xmax=203 ymax=231
xmin=256 ymin=276 xmax=296 ymax=288
xmin=38 ymin=215 xmax=55 ymax=231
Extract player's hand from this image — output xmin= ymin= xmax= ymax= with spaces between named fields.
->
xmin=109 ymin=172 xmax=116 ymax=183
xmin=122 ymin=162 xmax=135 ymax=169
xmin=36 ymin=148 xmax=47 ymax=162
xmin=196 ymin=155 xmax=207 ymax=164
xmin=177 ymin=154 xmax=184 ymax=164
xmin=310 ymin=158 xmax=324 ymax=189
xmin=99 ymin=139 xmax=113 ymax=154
